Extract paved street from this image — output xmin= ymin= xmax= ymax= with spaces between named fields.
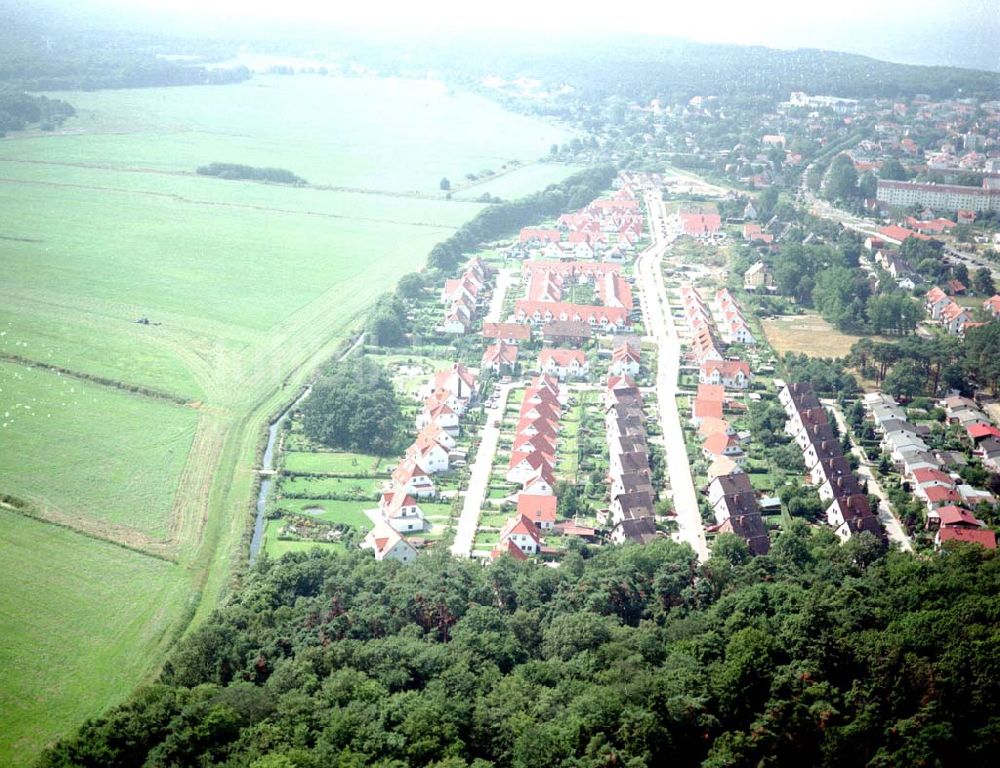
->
xmin=637 ymin=191 xmax=709 ymax=561
xmin=825 ymin=399 xmax=914 ymax=552
xmin=450 ymin=382 xmax=512 ymax=557
xmin=485 ymin=269 xmax=513 ymax=324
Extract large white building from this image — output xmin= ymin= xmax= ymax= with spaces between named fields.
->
xmin=876 ymin=179 xmax=1000 ymax=213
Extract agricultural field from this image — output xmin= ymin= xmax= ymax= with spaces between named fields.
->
xmin=0 ymin=74 xmax=572 ymax=766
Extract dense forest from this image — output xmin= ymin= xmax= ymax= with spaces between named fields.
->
xmin=300 ymin=358 xmax=402 ymax=455
xmin=354 ymin=34 xmax=1000 ymax=104
xmin=42 ymin=530 xmax=1000 ymax=767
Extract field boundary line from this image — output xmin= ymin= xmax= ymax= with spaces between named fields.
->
xmin=0 ymin=176 xmax=465 ymax=229
xmin=0 ymin=353 xmax=193 ymax=407
xmin=0 ymin=158 xmax=482 ymax=202
xmin=0 ymin=494 xmax=179 ymax=563
xmin=167 ymin=414 xmax=228 ymax=546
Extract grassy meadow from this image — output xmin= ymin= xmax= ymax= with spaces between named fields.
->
xmin=761 ymin=313 xmax=866 ymax=358
xmin=0 ymin=361 xmax=197 ymax=539
xmin=0 ymin=74 xmax=573 ymax=765
xmin=0 ymin=509 xmax=191 ymax=764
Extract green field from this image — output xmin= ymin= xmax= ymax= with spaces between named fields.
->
xmin=0 ymin=509 xmax=191 ymax=763
xmin=10 ymin=76 xmax=570 ymax=193
xmin=0 ymin=74 xmax=573 ymax=766
xmin=274 ymin=498 xmax=377 ymax=529
xmin=454 ymin=162 xmax=586 ymax=200
xmin=0 ymin=361 xmax=198 ymax=538
xmin=281 ymin=451 xmax=383 ymax=475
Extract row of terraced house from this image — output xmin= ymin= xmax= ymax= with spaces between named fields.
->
xmin=780 ymin=382 xmax=884 ymax=541
xmin=603 ymin=365 xmax=658 ymax=544
xmin=441 ymin=257 xmax=493 ymax=334
xmin=491 ymin=375 xmax=566 ymax=560
xmin=512 ymin=186 xmax=644 ymax=263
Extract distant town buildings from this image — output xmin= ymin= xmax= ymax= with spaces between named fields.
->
xmin=876 ymin=179 xmax=1000 ymax=213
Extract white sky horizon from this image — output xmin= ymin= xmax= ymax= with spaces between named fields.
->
xmin=22 ymin=0 xmax=1000 ymax=71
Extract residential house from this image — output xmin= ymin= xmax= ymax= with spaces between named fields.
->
xmin=507 ymin=450 xmax=554 ymax=486
xmin=405 ymin=435 xmax=450 ymax=474
xmin=390 ymin=458 xmax=436 ymax=498
xmin=744 ymin=260 xmax=775 ymax=290
xmin=702 ymin=431 xmax=746 ymax=464
xmin=543 ymin=320 xmax=593 ymax=345
xmin=482 ymin=342 xmax=518 ymax=375
xmin=482 ymin=322 xmax=531 ymax=344
xmin=363 ymin=521 xmax=417 ymax=563
xmin=692 ymin=383 xmax=725 ymax=426
xmin=379 ymin=490 xmax=426 ymax=533
xmin=516 ymin=493 xmax=558 ymax=531
xmin=498 ymin=514 xmax=542 ymax=555
xmin=699 ymin=359 xmax=751 ymax=389
xmin=936 ymin=527 xmax=997 ymax=550
xmin=826 ymin=494 xmax=883 ymax=541
xmin=415 ymin=396 xmax=460 ymax=434
xmin=610 ymin=343 xmax=641 ymax=377
xmin=611 ymin=516 xmax=659 ymax=545
xmin=539 ymin=348 xmax=589 ymax=380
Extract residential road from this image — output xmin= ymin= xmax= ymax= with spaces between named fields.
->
xmin=825 ymin=399 xmax=914 ymax=553
xmin=637 ymin=191 xmax=709 ymax=561
xmin=450 ymin=382 xmax=513 ymax=557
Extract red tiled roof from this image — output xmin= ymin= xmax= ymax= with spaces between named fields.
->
xmin=878 ymin=225 xmax=932 ymax=243
xmin=967 ymin=423 xmax=1000 ymax=441
xmin=516 ymin=493 xmax=558 ymax=523
xmin=482 ymin=322 xmax=532 ymax=341
xmin=938 ymin=527 xmax=997 ymax=549
xmin=924 ymin=485 xmax=962 ymax=504
xmin=703 ymin=431 xmax=737 ymax=456
xmin=539 ymin=348 xmax=585 ymax=367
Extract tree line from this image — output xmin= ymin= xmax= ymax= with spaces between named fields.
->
xmin=426 ymin=165 xmax=617 ymax=273
xmin=0 ymin=90 xmax=74 ymax=135
xmin=196 ymin=163 xmax=307 ymax=186
xmin=40 ymin=529 xmax=1000 ymax=767
xmin=849 ymin=321 xmax=1000 ymax=398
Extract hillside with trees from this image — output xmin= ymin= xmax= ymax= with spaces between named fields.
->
xmin=41 ymin=531 xmax=1000 ymax=767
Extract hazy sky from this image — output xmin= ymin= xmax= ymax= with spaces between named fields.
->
xmin=43 ymin=0 xmax=1000 ymax=71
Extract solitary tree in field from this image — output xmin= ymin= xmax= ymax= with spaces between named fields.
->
xmin=439 ymin=177 xmax=450 ymax=191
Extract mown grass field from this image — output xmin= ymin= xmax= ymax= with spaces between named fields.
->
xmin=0 ymin=509 xmax=191 ymax=764
xmin=281 ymin=451 xmax=383 ymax=475
xmin=0 ymin=361 xmax=197 ymax=538
xmin=0 ymin=74 xmax=572 ymax=766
